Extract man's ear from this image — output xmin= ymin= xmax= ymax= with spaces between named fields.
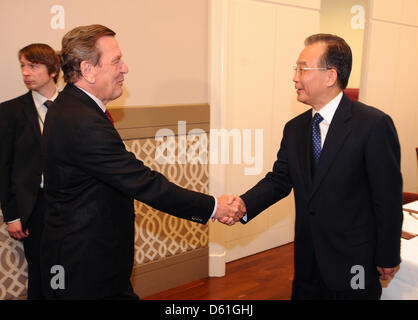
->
xmin=80 ymin=60 xmax=96 ymax=84
xmin=326 ymin=68 xmax=338 ymax=87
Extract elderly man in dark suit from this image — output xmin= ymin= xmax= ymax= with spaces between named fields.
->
xmin=0 ymin=43 xmax=60 ymax=299
xmin=41 ymin=24 xmax=243 ymax=300
xmin=229 ymin=34 xmax=403 ymax=300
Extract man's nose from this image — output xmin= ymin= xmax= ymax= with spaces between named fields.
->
xmin=121 ymin=60 xmax=128 ymax=74
xmin=21 ymin=67 xmax=30 ymax=76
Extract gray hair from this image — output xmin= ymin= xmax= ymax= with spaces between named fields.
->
xmin=60 ymin=24 xmax=116 ymax=83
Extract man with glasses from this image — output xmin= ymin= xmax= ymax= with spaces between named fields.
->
xmin=229 ymin=34 xmax=403 ymax=299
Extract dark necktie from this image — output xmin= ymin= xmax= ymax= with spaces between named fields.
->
xmin=105 ymin=109 xmax=114 ymax=126
xmin=44 ymin=100 xmax=53 ymax=109
xmin=312 ymin=113 xmax=324 ymax=165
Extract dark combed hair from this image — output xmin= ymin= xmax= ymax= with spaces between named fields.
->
xmin=304 ymin=33 xmax=352 ymax=89
xmin=19 ymin=43 xmax=61 ymax=83
xmin=60 ymin=24 xmax=116 ymax=83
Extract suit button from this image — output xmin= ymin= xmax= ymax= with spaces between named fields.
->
xmin=309 ymin=211 xmax=315 ymax=216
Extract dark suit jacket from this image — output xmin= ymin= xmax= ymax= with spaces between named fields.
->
xmin=241 ymin=93 xmax=403 ymax=291
xmin=41 ymin=83 xmax=214 ymax=299
xmin=0 ymin=91 xmax=43 ymax=229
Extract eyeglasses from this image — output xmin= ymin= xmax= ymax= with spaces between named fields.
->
xmin=293 ymin=66 xmax=332 ymax=75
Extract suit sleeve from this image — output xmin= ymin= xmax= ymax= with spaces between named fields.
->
xmin=365 ymin=114 xmax=403 ymax=268
xmin=0 ymin=103 xmax=19 ymax=222
xmin=70 ymin=116 xmax=214 ymax=224
xmin=240 ymin=123 xmax=293 ymax=223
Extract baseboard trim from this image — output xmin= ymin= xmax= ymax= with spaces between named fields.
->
xmin=131 ymin=247 xmax=209 ymax=298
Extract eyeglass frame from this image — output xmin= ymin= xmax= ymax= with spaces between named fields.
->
xmin=293 ymin=66 xmax=333 ymax=75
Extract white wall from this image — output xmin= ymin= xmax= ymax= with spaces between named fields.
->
xmin=360 ymin=0 xmax=418 ymax=193
xmin=0 ymin=0 xmax=208 ymax=106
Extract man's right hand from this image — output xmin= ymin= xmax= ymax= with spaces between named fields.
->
xmin=214 ymin=195 xmax=246 ymax=226
xmin=6 ymin=220 xmax=29 ymax=240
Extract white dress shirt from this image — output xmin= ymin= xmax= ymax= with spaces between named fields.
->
xmin=33 ymin=89 xmax=58 ymax=188
xmin=312 ymin=91 xmax=343 ymax=148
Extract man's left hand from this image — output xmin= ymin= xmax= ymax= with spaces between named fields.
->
xmin=377 ymin=266 xmax=398 ymax=281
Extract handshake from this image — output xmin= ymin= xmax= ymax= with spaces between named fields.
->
xmin=213 ymin=195 xmax=247 ymax=226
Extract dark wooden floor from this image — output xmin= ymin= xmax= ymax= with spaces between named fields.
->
xmin=145 ymin=242 xmax=294 ymax=300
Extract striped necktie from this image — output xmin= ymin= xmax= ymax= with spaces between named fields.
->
xmin=312 ymin=113 xmax=323 ymax=165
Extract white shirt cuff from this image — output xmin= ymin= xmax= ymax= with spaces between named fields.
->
xmin=6 ymin=218 xmax=21 ymax=224
xmin=210 ymin=197 xmax=218 ymax=220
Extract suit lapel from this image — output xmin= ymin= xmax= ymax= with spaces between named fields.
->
xmin=22 ymin=91 xmax=42 ymax=143
xmin=309 ymin=94 xmax=353 ymax=200
xmin=296 ymin=111 xmax=314 ymax=194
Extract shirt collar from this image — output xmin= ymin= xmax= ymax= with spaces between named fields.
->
xmin=312 ymin=91 xmax=343 ymax=124
xmin=32 ymin=89 xmax=58 ymax=110
xmin=76 ymin=86 xmax=107 ymax=113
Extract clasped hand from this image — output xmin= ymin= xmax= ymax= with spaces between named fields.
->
xmin=6 ymin=220 xmax=29 ymax=240
xmin=213 ymin=195 xmax=246 ymax=226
